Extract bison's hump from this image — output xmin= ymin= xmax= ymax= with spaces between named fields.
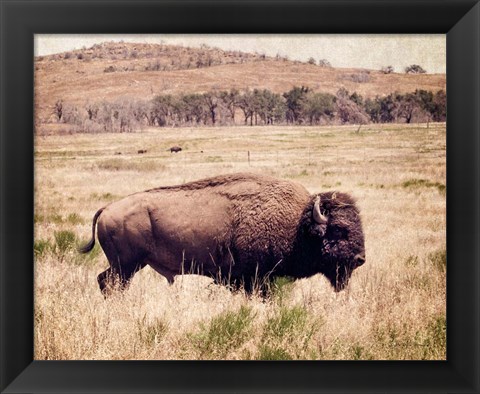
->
xmin=145 ymin=172 xmax=308 ymax=195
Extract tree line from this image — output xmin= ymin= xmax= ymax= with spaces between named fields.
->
xmin=53 ymin=86 xmax=446 ymax=133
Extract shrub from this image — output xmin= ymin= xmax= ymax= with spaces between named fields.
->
xmin=97 ymin=158 xmax=164 ymax=172
xmin=53 ymin=230 xmax=76 ymax=255
xmin=401 ymin=179 xmax=445 ymax=194
xmin=342 ymin=72 xmax=370 ymax=83
xmin=258 ymin=305 xmax=318 ymax=359
xmin=66 ymin=213 xmax=83 ymax=225
xmin=137 ymin=316 xmax=169 ymax=346
xmin=428 ymin=249 xmax=446 ymax=273
xmin=269 ymin=276 xmax=295 ymax=304
xmin=189 ymin=306 xmax=254 ymax=359
xmin=350 ymin=344 xmax=374 ymax=360
xmin=263 ymin=306 xmax=308 ymax=340
xmin=34 ymin=239 xmax=52 ymax=257
xmin=34 ymin=214 xmax=45 ymax=224
xmin=426 ymin=315 xmax=446 ymax=355
xmin=257 ymin=345 xmax=293 ymax=360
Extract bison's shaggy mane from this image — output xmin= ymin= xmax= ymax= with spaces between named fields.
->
xmin=145 ymin=172 xmax=280 ymax=193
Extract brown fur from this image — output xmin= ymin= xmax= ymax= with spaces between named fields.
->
xmin=79 ymin=173 xmax=366 ymax=295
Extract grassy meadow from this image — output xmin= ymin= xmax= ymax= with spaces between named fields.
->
xmin=34 ymin=123 xmax=446 ymax=360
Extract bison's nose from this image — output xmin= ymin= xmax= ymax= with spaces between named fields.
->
xmin=354 ymin=254 xmax=366 ymax=267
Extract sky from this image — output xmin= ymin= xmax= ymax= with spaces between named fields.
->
xmin=35 ymin=34 xmax=446 ymax=74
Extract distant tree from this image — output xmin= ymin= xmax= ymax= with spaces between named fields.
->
xmin=365 ymin=90 xmax=439 ymax=124
xmin=205 ymin=53 xmax=214 ymax=67
xmin=196 ymin=55 xmax=205 ymax=68
xmin=364 ymin=98 xmax=382 ymax=123
xmin=202 ymin=92 xmax=219 ymax=125
xmin=393 ymin=92 xmax=423 ymax=123
xmin=336 ymin=87 xmax=349 ymax=99
xmin=381 ymin=65 xmax=394 ymax=74
xmin=219 ymin=89 xmax=239 ymax=123
xmin=304 ymin=92 xmax=336 ymax=125
xmin=60 ymin=103 xmax=81 ymax=126
xmin=150 ymin=95 xmax=174 ymax=126
xmin=170 ymin=97 xmax=187 ymax=125
xmin=237 ymin=91 xmax=255 ymax=125
xmin=335 ymin=89 xmax=369 ymax=124
xmin=252 ymin=89 xmax=285 ymax=125
xmin=414 ymin=89 xmax=435 ymax=123
xmin=405 ymin=64 xmax=426 ymax=74
xmin=283 ymin=86 xmax=309 ymax=124
xmin=265 ymin=91 xmax=286 ymax=125
xmin=318 ymin=59 xmax=332 ymax=68
xmin=251 ymin=89 xmax=263 ymax=125
xmin=181 ymin=94 xmax=207 ymax=124
xmin=85 ymin=102 xmax=99 ymax=121
xmin=93 ymin=98 xmax=142 ymax=132
xmin=432 ymin=90 xmax=446 ymax=122
xmin=349 ymin=91 xmax=364 ymax=107
xmin=307 ymin=57 xmax=316 ymax=65
xmin=378 ymin=94 xmax=399 ymax=123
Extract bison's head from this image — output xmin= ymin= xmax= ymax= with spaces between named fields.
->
xmin=306 ymin=192 xmax=366 ymax=291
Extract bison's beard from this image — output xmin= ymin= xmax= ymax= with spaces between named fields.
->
xmin=324 ymin=264 xmax=352 ymax=292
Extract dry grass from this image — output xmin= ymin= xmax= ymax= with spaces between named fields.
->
xmin=34 ymin=122 xmax=446 ymax=360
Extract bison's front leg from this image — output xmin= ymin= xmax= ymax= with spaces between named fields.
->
xmin=148 ymin=264 xmax=176 ymax=285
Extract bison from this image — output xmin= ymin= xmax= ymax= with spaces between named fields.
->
xmin=79 ymin=173 xmax=365 ymax=295
xmin=169 ymin=146 xmax=182 ymax=153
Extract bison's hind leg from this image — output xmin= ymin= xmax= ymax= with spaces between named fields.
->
xmin=97 ymin=262 xmax=147 ymax=296
xmin=97 ymin=268 xmax=114 ymax=296
xmin=97 ymin=232 xmax=147 ymax=296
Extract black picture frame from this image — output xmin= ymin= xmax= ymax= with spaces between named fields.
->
xmin=1 ymin=0 xmax=479 ymax=393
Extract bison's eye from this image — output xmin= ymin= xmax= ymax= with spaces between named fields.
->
xmin=330 ymin=226 xmax=348 ymax=239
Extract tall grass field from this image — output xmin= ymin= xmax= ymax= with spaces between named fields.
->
xmin=34 ymin=123 xmax=446 ymax=360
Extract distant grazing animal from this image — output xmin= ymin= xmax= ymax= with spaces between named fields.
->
xmin=79 ymin=173 xmax=366 ymax=295
xmin=169 ymin=146 xmax=182 ymax=153
xmin=137 ymin=149 xmax=147 ymax=154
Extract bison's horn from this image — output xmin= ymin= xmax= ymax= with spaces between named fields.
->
xmin=313 ymin=196 xmax=328 ymax=224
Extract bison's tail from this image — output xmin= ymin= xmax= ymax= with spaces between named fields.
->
xmin=78 ymin=208 xmax=105 ymax=254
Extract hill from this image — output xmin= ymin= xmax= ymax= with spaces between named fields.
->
xmin=34 ymin=41 xmax=446 ymax=125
